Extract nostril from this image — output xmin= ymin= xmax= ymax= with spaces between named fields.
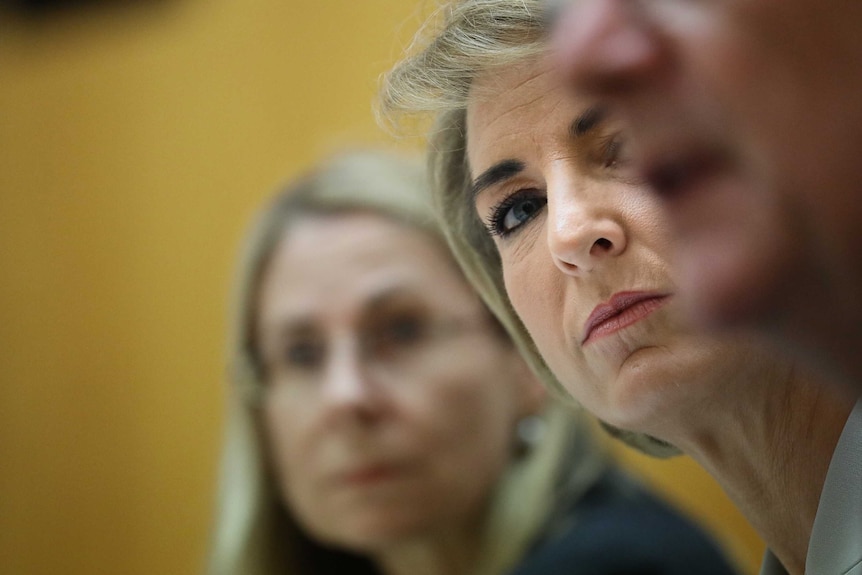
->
xmin=594 ymin=237 xmax=613 ymax=250
xmin=554 ymin=256 xmax=579 ymax=275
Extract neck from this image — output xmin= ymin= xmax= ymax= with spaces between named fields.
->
xmin=657 ymin=357 xmax=857 ymax=575
xmin=372 ymin=521 xmax=485 ymax=575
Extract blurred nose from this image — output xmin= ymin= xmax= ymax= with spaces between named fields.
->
xmin=552 ymin=0 xmax=663 ymax=96
xmin=547 ymin=180 xmax=627 ymax=275
xmin=320 ymin=338 xmax=384 ymax=420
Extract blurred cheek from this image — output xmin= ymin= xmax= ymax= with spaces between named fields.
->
xmin=262 ymin=404 xmax=306 ymax=495
xmin=423 ymin=352 xmax=517 ymax=444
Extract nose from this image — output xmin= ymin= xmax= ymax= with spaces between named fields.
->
xmin=552 ymin=0 xmax=663 ymax=96
xmin=320 ymin=338 xmax=385 ymax=421
xmin=547 ymin=183 xmax=627 ymax=275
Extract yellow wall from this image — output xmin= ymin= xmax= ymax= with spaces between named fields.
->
xmin=0 ymin=1 xmax=763 ymax=574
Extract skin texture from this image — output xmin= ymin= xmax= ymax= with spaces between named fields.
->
xmin=255 ymin=213 xmax=538 ymax=575
xmin=552 ymin=0 xmax=862 ymax=387
xmin=466 ymin=56 xmax=759 ymax=435
xmin=465 ymin=56 xmax=856 ymax=575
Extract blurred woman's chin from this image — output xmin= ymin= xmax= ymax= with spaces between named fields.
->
xmin=323 ymin=513 xmax=439 ymax=550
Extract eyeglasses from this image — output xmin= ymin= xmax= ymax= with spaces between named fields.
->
xmin=257 ymin=312 xmax=493 ymax=400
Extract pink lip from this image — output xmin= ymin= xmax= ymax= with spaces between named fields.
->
xmin=582 ymin=291 xmax=672 ymax=344
xmin=340 ymin=464 xmax=401 ymax=486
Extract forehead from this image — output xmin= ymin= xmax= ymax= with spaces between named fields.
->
xmin=466 ymin=55 xmax=585 ymax=173
xmin=257 ymin=212 xmax=477 ymax=324
xmin=468 ymin=57 xmax=558 ymax=137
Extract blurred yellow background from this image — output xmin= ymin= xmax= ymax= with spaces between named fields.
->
xmin=0 ymin=1 xmax=764 ymax=574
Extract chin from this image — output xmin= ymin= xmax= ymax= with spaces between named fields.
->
xmin=341 ymin=522 xmax=435 ymax=553
xmin=606 ymin=343 xmax=704 ymax=435
xmin=604 ymin=383 xmax=670 ymax=437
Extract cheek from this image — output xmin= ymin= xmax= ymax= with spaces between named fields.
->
xmin=445 ymin=395 xmax=517 ymax=497
xmin=500 ymin=244 xmax=558 ymax=328
xmin=261 ymin=403 xmax=350 ymax=542
xmin=501 ymin=252 xmax=573 ymax=372
xmin=416 ymin=350 xmax=519 ymax=465
xmin=262 ymin=404 xmax=310 ymax=500
xmin=420 ymin=357 xmax=514 ymax=436
xmin=501 ymin=255 xmax=609 ymax=410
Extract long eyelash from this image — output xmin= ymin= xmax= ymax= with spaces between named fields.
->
xmin=483 ymin=190 xmax=546 ymax=239
xmin=600 ymin=133 xmax=621 ymax=168
xmin=597 ymin=132 xmax=644 ymax=185
xmin=484 ymin=194 xmax=521 ymax=238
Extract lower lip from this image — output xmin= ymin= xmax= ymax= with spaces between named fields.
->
xmin=584 ymin=296 xmax=670 ymax=344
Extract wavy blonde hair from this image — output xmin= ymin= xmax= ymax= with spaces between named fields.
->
xmin=379 ymin=0 xmax=678 ymax=457
xmin=206 ymin=149 xmax=609 ymax=575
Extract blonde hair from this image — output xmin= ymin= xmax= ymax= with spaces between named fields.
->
xmin=206 ymin=149 xmax=609 ymax=575
xmin=380 ymin=0 xmax=678 ymax=457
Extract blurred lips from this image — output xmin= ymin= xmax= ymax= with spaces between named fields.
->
xmin=339 ymin=463 xmax=402 ymax=486
xmin=582 ymin=291 xmax=672 ymax=344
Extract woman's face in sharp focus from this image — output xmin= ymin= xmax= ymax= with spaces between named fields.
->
xmin=465 ymin=55 xmax=754 ymax=434
xmin=254 ymin=212 xmax=536 ymax=551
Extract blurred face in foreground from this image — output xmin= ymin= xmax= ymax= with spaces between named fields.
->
xmin=551 ymin=0 xmax=862 ymax=383
xmin=255 ymin=212 xmax=536 ymax=551
xmin=466 ymin=55 xmax=765 ymax=435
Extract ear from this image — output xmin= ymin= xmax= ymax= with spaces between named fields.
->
xmin=508 ymin=354 xmax=547 ymax=419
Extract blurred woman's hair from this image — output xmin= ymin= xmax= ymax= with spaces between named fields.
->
xmin=206 ymin=149 xmax=608 ymax=575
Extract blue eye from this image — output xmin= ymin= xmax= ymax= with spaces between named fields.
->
xmin=485 ymin=190 xmax=547 ymax=237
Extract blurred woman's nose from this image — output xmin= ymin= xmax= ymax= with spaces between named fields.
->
xmin=552 ymin=0 xmax=663 ymax=96
xmin=547 ymin=181 xmax=627 ymax=275
xmin=320 ymin=339 xmax=384 ymax=419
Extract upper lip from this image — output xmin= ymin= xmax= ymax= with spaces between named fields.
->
xmin=338 ymin=461 xmax=402 ymax=485
xmin=582 ymin=291 xmax=671 ymax=344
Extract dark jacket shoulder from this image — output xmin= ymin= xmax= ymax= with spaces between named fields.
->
xmin=508 ymin=469 xmax=740 ymax=575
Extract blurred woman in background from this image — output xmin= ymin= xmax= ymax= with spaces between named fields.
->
xmin=206 ymin=150 xmax=739 ymax=575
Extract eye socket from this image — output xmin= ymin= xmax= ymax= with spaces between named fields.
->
xmin=484 ymin=189 xmax=547 ymax=238
xmin=602 ymin=136 xmax=622 ymax=168
xmin=367 ymin=313 xmax=429 ymax=359
xmin=281 ymin=339 xmax=325 ymax=371
xmin=598 ymin=131 xmax=639 ymax=177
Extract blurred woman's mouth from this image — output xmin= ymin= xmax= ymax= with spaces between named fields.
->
xmin=582 ymin=291 xmax=672 ymax=345
xmin=339 ymin=463 xmax=403 ymax=487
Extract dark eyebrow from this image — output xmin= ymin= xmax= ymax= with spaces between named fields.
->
xmin=570 ymin=106 xmax=608 ymax=138
xmin=470 ymin=159 xmax=525 ymax=199
xmin=366 ymin=286 xmax=409 ymax=309
xmin=264 ymin=318 xmax=316 ymax=343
